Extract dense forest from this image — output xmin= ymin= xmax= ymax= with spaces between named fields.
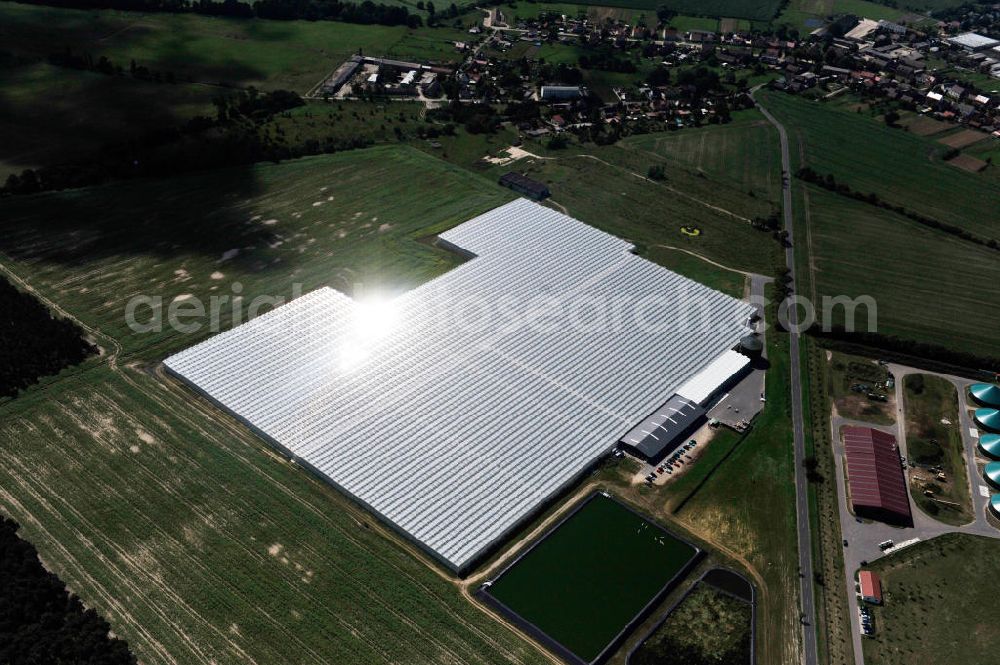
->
xmin=0 ymin=275 xmax=95 ymax=397
xmin=0 ymin=516 xmax=136 ymax=664
xmin=5 ymin=0 xmax=423 ymax=27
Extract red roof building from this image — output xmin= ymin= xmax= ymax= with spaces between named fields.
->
xmin=859 ymin=571 xmax=882 ymax=604
xmin=843 ymin=427 xmax=913 ymax=526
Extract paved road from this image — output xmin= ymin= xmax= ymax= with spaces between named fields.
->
xmin=753 ymin=89 xmax=819 ymax=665
xmin=830 ymin=364 xmax=1000 ymax=665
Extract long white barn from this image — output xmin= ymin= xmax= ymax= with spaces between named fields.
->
xmin=165 ymin=199 xmax=755 ymax=572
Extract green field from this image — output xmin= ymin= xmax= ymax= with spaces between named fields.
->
xmin=621 ymin=110 xmax=783 ymax=204
xmin=0 ymin=146 xmax=514 ymax=360
xmin=492 ymin=140 xmax=782 ymax=283
xmin=862 ymin=534 xmax=1000 ymax=665
xmin=776 ymin=0 xmax=908 ymax=30
xmin=763 ymin=88 xmax=1000 ymax=358
xmin=487 ymin=494 xmax=697 ymax=663
xmin=631 ymin=580 xmax=752 ymax=665
xmin=797 ymin=186 xmax=1000 ymax=357
xmin=659 ymin=0 xmax=782 ymax=21
xmin=759 ymin=90 xmax=1000 ymax=241
xmin=902 ymin=374 xmax=972 ymax=525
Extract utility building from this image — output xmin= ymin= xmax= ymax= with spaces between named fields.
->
xmin=843 ymin=427 xmax=912 ymax=526
xmin=859 ymin=571 xmax=883 ymax=605
xmin=498 ymin=172 xmax=550 ymax=200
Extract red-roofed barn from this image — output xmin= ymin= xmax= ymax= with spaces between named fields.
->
xmin=843 ymin=426 xmax=913 ymax=526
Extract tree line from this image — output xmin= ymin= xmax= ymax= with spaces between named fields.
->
xmin=0 ymin=516 xmax=136 ymax=664
xmin=810 ymin=326 xmax=1000 ymax=375
xmin=796 ymin=167 xmax=999 ymax=251
xmin=5 ymin=0 xmax=423 ymax=27
xmin=47 ymin=47 xmax=179 ymax=84
xmin=0 ymin=275 xmax=96 ymax=398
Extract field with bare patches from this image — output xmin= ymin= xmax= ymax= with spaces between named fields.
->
xmin=937 ymin=128 xmax=992 ymax=149
xmin=0 ymin=146 xmax=553 ymax=664
xmin=947 ymin=153 xmax=988 ymax=172
xmin=899 ymin=115 xmax=950 ymax=137
xmin=0 ymin=365 xmax=546 ymax=665
xmin=0 ymin=146 xmax=513 ymax=361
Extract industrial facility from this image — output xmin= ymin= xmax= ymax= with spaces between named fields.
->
xmin=979 ymin=433 xmax=1000 ymax=460
xmin=970 ymin=383 xmax=1000 ymax=408
xmin=985 ymin=462 xmax=1000 ymax=490
xmin=619 ymin=350 xmax=749 ymax=462
xmin=165 ymin=199 xmax=755 ymax=573
xmin=842 ymin=426 xmax=913 ymax=526
xmin=975 ymin=408 xmax=1000 ymax=433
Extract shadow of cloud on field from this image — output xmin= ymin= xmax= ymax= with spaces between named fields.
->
xmin=0 ymin=164 xmax=280 ymax=270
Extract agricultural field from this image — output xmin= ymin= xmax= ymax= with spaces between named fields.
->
xmin=902 ymin=374 xmax=972 ymax=525
xmin=796 ymin=186 xmax=1000 ymax=358
xmin=862 ymin=533 xmax=1000 ymax=665
xmin=776 ymin=0 xmax=908 ymax=30
xmin=487 ymin=137 xmax=784 ymax=281
xmin=631 ymin=579 xmax=753 ymax=665
xmin=621 ymin=110 xmax=784 ymax=204
xmin=758 ymin=89 xmax=1000 ymax=241
xmin=826 ymin=351 xmax=896 ymax=425
xmin=0 ymin=363 xmax=546 ymax=665
xmin=485 ymin=494 xmax=698 ymax=663
xmin=0 ymin=146 xmax=513 ymax=360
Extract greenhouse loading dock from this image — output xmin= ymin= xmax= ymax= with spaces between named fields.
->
xmin=165 ymin=199 xmax=755 ymax=573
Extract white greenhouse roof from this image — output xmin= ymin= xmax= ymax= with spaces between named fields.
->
xmin=676 ymin=349 xmax=751 ymax=404
xmin=165 ymin=199 xmax=754 ymax=571
xmin=948 ymin=32 xmax=999 ymax=50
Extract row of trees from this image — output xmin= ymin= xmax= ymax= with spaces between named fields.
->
xmin=0 ymin=516 xmax=136 ymax=664
xmin=0 ymin=275 xmax=95 ymax=398
xmin=47 ymin=48 xmax=178 ymax=83
xmin=10 ymin=0 xmax=422 ymax=27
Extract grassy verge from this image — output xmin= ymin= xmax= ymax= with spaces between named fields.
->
xmin=862 ymin=533 xmax=1000 ymax=665
xmin=805 ymin=340 xmax=855 ymax=665
xmin=902 ymin=374 xmax=973 ymax=526
xmin=673 ymin=312 xmax=799 ymax=665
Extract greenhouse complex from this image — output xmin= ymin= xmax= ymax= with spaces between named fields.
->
xmin=165 ymin=199 xmax=756 ymax=572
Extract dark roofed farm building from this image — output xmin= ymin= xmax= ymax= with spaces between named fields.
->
xmin=499 ymin=172 xmax=550 ymax=200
